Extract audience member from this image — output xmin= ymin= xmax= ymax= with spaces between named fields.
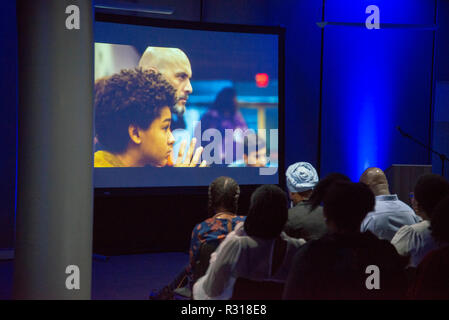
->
xmin=283 ymin=162 xmax=327 ymax=240
xmin=391 ymin=174 xmax=449 ymax=267
xmin=410 ymin=195 xmax=449 ymax=299
xmin=308 ymin=173 xmax=351 ymax=211
xmin=150 ymin=176 xmax=244 ymax=299
xmin=187 ymin=177 xmax=245 ymax=283
xmin=283 ymin=181 xmax=407 ymax=300
xmin=193 ymin=185 xmax=305 ymax=300
xmin=360 ymin=167 xmax=421 ymax=241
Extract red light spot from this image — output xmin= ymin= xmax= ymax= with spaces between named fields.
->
xmin=255 ymin=73 xmax=269 ymax=88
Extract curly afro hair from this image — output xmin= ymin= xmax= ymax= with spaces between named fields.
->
xmin=94 ymin=68 xmax=176 ymax=153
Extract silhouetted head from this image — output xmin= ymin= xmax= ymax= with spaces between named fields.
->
xmin=309 ymin=173 xmax=351 ymax=211
xmin=322 ymin=181 xmax=375 ymax=234
xmin=414 ymin=174 xmax=449 ymax=220
xmin=244 ymin=185 xmax=288 ymax=239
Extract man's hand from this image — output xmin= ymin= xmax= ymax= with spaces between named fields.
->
xmin=173 ymin=138 xmax=207 ymax=167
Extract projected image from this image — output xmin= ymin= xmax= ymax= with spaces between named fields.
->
xmin=94 ymin=23 xmax=279 ymax=187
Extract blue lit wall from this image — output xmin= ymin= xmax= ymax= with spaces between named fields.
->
xmin=320 ymin=0 xmax=436 ymax=181
xmin=273 ymin=0 xmax=323 ymax=172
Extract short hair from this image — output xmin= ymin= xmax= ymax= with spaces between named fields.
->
xmin=244 ymin=185 xmax=288 ymax=239
xmin=414 ymin=174 xmax=449 ymax=219
xmin=208 ymin=176 xmax=240 ymax=215
xmin=323 ymin=181 xmax=375 ymax=232
xmin=94 ymin=68 xmax=176 ymax=153
xmin=430 ymin=195 xmax=449 ymax=243
xmin=309 ymin=173 xmax=351 ymax=211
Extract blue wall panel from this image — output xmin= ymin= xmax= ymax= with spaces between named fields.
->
xmin=271 ymin=0 xmax=323 ymax=172
xmin=320 ymin=0 xmax=436 ymax=181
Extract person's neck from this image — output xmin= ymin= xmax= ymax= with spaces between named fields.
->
xmin=293 ymin=198 xmax=308 ymax=206
xmin=214 ymin=209 xmax=235 ymax=218
xmin=327 ymin=221 xmax=359 ymax=235
xmin=115 ymin=148 xmax=146 ymax=167
xmin=291 ymin=193 xmax=309 ymax=206
xmin=371 ymin=185 xmax=390 ymax=196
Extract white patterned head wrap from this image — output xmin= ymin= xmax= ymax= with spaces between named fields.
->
xmin=286 ymin=162 xmax=319 ymax=193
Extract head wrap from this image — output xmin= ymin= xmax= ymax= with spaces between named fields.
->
xmin=286 ymin=162 xmax=319 ymax=193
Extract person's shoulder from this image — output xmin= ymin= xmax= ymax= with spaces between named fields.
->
xmin=289 ymin=202 xmax=318 ymax=217
xmin=94 ymin=150 xmax=124 ymax=167
xmin=392 ymin=221 xmax=431 ymax=244
xmin=234 ymin=216 xmax=246 ymax=222
xmin=411 ymin=220 xmax=431 ymax=232
xmin=363 ymin=231 xmax=399 ymax=252
xmin=392 ymin=223 xmax=417 ymax=241
xmin=193 ymin=219 xmax=215 ymax=234
xmin=395 ymin=198 xmax=420 ymax=215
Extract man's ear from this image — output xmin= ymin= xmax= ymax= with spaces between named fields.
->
xmin=128 ymin=124 xmax=142 ymax=144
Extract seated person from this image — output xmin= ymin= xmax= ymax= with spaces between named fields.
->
xmin=283 ymin=162 xmax=327 ymax=240
xmin=94 ymin=68 xmax=203 ymax=167
xmin=193 ymin=185 xmax=305 ymax=300
xmin=186 ymin=177 xmax=245 ymax=284
xmin=391 ymin=174 xmax=449 ymax=267
xmin=410 ymin=194 xmax=449 ymax=299
xmin=283 ymin=181 xmax=407 ymax=300
xmin=360 ymin=167 xmax=421 ymax=241
xmin=150 ymin=176 xmax=244 ymax=299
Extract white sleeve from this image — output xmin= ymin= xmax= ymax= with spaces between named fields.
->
xmin=193 ymin=231 xmax=242 ymax=300
xmin=391 ymin=225 xmax=414 ymax=256
xmin=360 ymin=216 xmax=373 ymax=233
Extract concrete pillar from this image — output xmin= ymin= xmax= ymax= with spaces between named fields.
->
xmin=14 ymin=0 xmax=94 ymax=299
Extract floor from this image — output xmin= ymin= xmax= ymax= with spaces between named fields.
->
xmin=0 ymin=252 xmax=188 ymax=300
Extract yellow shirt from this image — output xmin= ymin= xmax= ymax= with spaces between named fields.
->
xmin=94 ymin=150 xmax=125 ymax=167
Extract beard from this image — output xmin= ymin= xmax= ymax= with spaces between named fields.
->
xmin=173 ymin=102 xmax=185 ymax=116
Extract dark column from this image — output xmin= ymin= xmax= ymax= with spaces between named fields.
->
xmin=14 ymin=0 xmax=93 ymax=299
